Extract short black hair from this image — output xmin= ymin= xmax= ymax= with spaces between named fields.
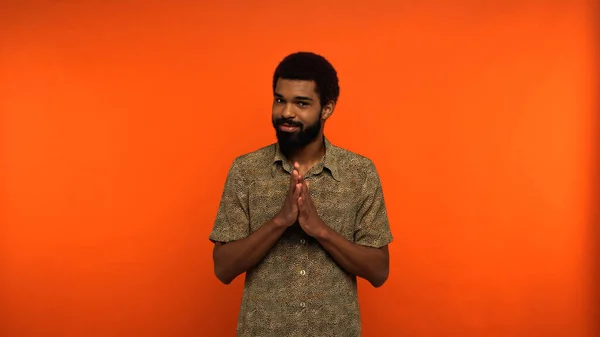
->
xmin=272 ymin=51 xmax=340 ymax=108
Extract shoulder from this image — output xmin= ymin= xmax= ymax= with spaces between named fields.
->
xmin=233 ymin=143 xmax=276 ymax=165
xmin=328 ymin=143 xmax=388 ymax=204
xmin=335 ymin=146 xmax=375 ymax=167
xmin=327 ymin=141 xmax=380 ymax=183
xmin=227 ymin=143 xmax=277 ymax=178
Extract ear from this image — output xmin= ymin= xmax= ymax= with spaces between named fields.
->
xmin=321 ymin=101 xmax=335 ymax=120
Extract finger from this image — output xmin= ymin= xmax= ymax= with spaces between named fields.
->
xmin=301 ymin=180 xmax=309 ymax=198
xmin=298 ymin=196 xmax=304 ymax=211
xmin=289 ymin=170 xmax=296 ymax=190
xmin=294 ymin=183 xmax=302 ymax=197
xmin=290 ymin=169 xmax=302 ymax=192
xmin=299 ymin=183 xmax=312 ymax=210
xmin=306 ymin=180 xmax=310 ymax=190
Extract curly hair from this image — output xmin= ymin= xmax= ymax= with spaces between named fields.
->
xmin=272 ymin=51 xmax=340 ymax=108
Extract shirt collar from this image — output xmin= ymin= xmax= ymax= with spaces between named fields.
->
xmin=272 ymin=136 xmax=341 ymax=181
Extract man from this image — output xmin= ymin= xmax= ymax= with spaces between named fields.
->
xmin=209 ymin=51 xmax=393 ymax=337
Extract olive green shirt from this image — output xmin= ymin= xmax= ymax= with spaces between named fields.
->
xmin=209 ymin=137 xmax=393 ymax=337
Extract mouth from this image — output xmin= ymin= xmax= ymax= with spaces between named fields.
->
xmin=279 ymin=124 xmax=300 ymax=132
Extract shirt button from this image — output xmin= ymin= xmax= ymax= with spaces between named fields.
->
xmin=300 ymin=270 xmax=306 ymax=276
xmin=300 ymin=239 xmax=306 ymax=244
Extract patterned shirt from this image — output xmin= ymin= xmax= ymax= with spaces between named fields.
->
xmin=209 ymin=137 xmax=393 ymax=337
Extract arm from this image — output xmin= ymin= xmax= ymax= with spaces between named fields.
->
xmin=297 ymin=162 xmax=393 ymax=287
xmin=315 ymin=227 xmax=389 ymax=287
xmin=213 ymin=218 xmax=287 ymax=285
xmin=210 ymin=160 xmax=304 ymax=284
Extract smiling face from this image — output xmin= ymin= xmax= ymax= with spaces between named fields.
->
xmin=271 ymin=78 xmax=333 ymax=153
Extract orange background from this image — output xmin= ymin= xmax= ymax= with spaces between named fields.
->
xmin=1 ymin=1 xmax=597 ymax=337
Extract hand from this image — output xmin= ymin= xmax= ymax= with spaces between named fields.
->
xmin=297 ymin=179 xmax=328 ymax=238
xmin=273 ymin=162 xmax=302 ymax=228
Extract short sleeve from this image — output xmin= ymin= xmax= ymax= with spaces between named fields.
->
xmin=354 ymin=161 xmax=393 ymax=248
xmin=209 ymin=158 xmax=250 ymax=243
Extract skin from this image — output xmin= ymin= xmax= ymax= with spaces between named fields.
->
xmin=213 ymin=78 xmax=389 ymax=287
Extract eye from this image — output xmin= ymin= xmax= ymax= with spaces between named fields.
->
xmin=297 ymin=101 xmax=310 ymax=107
xmin=274 ymin=97 xmax=284 ymax=104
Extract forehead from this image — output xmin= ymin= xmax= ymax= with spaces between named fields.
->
xmin=274 ymin=78 xmax=317 ymax=98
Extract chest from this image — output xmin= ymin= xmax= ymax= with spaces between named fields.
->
xmin=247 ymin=173 xmax=360 ymax=240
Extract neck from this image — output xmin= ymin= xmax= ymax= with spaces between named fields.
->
xmin=282 ymin=134 xmax=326 ymax=171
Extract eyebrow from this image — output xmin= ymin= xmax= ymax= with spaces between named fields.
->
xmin=274 ymin=93 xmax=314 ymax=101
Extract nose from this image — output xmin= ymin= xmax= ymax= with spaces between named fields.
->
xmin=281 ymin=103 xmax=295 ymax=119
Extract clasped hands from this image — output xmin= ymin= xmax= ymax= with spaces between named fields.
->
xmin=274 ymin=162 xmax=328 ymax=238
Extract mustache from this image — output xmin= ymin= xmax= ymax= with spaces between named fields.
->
xmin=274 ymin=118 xmax=303 ymax=127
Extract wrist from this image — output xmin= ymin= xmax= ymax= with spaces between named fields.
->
xmin=271 ymin=214 xmax=289 ymax=229
xmin=314 ymin=221 xmax=332 ymax=242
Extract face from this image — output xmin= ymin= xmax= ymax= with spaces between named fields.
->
xmin=271 ymin=78 xmax=333 ymax=152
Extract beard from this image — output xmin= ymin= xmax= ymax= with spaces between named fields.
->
xmin=272 ymin=111 xmax=322 ymax=156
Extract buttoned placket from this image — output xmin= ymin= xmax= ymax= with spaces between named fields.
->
xmin=294 ymin=169 xmax=320 ymax=313
xmin=298 ymin=233 xmax=308 ymax=311
xmin=298 ymin=174 xmax=310 ymax=312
